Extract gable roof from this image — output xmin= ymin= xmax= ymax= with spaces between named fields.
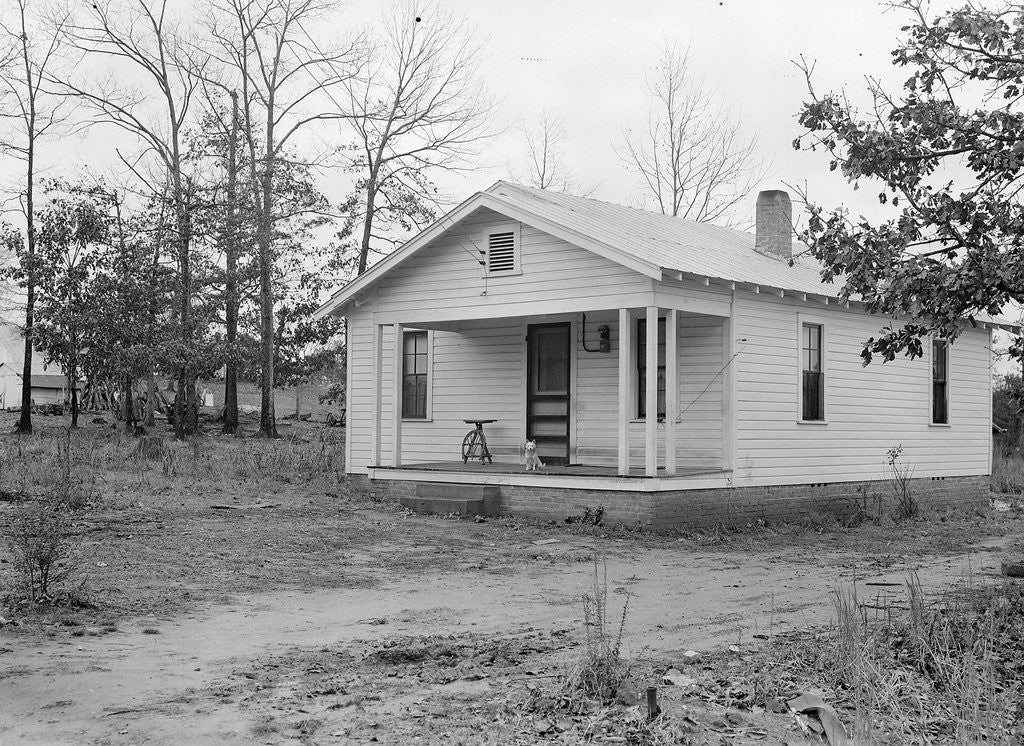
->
xmin=484 ymin=181 xmax=836 ymax=297
xmin=316 ymin=181 xmax=1022 ymax=333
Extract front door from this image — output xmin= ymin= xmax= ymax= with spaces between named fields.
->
xmin=527 ymin=323 xmax=571 ymax=465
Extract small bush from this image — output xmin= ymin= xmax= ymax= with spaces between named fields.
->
xmin=7 ymin=496 xmax=76 ymax=603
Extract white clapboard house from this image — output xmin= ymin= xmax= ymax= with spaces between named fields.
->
xmin=315 ymin=182 xmax=1015 ymax=526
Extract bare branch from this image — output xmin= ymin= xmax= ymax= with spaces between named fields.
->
xmin=616 ymin=42 xmax=770 ymax=227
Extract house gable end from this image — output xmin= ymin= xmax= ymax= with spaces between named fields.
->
xmin=314 ymin=192 xmax=661 ymax=319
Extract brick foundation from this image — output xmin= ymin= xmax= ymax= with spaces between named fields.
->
xmin=360 ymin=474 xmax=991 ymax=529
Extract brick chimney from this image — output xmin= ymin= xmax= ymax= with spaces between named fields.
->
xmin=754 ymin=189 xmax=792 ymax=260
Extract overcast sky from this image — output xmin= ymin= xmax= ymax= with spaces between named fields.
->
xmin=444 ymin=0 xmax=911 ymax=220
xmin=27 ymin=0 xmax=919 ymax=229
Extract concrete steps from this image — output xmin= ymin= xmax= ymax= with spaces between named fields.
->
xmin=399 ymin=483 xmax=500 ymax=517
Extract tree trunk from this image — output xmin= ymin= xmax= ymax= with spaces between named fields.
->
xmin=357 ymin=180 xmax=377 ymax=275
xmin=144 ymin=372 xmax=156 ymax=427
xmin=16 ymin=119 xmax=35 ymax=434
xmin=257 ymin=95 xmax=277 ymax=438
xmin=124 ymin=375 xmax=137 ymax=433
xmin=69 ymin=363 xmax=79 ymax=428
xmin=222 ymin=91 xmax=240 ymax=436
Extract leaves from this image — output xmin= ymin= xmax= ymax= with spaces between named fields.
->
xmin=796 ymin=0 xmax=1024 ymax=363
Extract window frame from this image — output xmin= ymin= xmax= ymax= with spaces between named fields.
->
xmin=481 ymin=223 xmax=522 ymax=277
xmin=400 ymin=329 xmax=433 ymax=421
xmin=931 ymin=337 xmax=950 ymax=426
xmin=797 ymin=315 xmax=827 ymax=424
xmin=636 ymin=317 xmax=667 ymax=420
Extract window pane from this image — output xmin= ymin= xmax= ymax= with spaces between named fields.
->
xmin=535 ymin=329 xmax=568 ymax=393
xmin=933 ymin=382 xmax=948 ymax=424
xmin=402 ymin=332 xmax=429 ymax=418
xmin=933 ymin=340 xmax=948 ymax=423
xmin=803 ymin=370 xmax=823 ymax=421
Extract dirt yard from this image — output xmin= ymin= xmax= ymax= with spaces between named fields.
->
xmin=1 ymin=414 xmax=1022 ymax=744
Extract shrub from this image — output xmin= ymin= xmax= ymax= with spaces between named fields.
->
xmin=8 ymin=496 xmax=76 ymax=603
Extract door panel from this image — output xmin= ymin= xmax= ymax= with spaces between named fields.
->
xmin=527 ymin=323 xmax=570 ymax=465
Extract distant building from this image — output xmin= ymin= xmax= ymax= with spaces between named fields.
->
xmin=0 ymin=322 xmax=78 ymax=409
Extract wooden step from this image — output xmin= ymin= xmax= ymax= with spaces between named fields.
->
xmin=400 ymin=483 xmax=500 ymax=517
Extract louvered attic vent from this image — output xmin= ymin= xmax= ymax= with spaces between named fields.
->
xmin=487 ymin=231 xmax=517 ymax=273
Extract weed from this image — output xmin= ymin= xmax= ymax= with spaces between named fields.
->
xmin=559 ymin=557 xmax=631 ymax=710
xmin=781 ymin=575 xmax=1023 ymax=743
xmin=991 ymin=450 xmax=1024 ymax=495
xmin=565 ymin=505 xmax=605 ymax=526
xmin=887 ymin=444 xmax=917 ymax=519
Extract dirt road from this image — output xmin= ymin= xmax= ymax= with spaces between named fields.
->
xmin=2 ymin=529 xmax=1013 ymax=745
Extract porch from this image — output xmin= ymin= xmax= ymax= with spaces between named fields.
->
xmin=363 ymin=289 xmax=736 ymax=481
xmin=368 ymin=460 xmax=732 ymax=492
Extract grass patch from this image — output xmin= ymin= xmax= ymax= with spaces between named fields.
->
xmin=753 ymin=575 xmax=1024 ymax=743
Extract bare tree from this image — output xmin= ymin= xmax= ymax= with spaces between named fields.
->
xmin=617 ymin=44 xmax=768 ymax=225
xmin=209 ymin=0 xmax=362 ymax=438
xmin=343 ymin=0 xmax=493 ymax=275
xmin=62 ymin=0 xmax=205 ymax=438
xmin=509 ymin=111 xmax=595 ymax=196
xmin=0 ymin=0 xmax=71 ymax=434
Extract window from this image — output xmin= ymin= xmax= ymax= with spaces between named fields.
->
xmin=801 ymin=323 xmax=824 ymax=421
xmin=401 ymin=331 xmax=429 ymax=419
xmin=932 ymin=339 xmax=948 ymax=424
xmin=483 ymin=224 xmax=520 ymax=275
xmin=637 ymin=318 xmax=666 ymax=419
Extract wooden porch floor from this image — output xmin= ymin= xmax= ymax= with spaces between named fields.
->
xmin=372 ymin=461 xmax=726 ymax=479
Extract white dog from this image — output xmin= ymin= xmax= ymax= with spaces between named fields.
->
xmin=524 ymin=440 xmax=545 ymax=471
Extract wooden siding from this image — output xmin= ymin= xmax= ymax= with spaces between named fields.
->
xmin=371 ymin=208 xmax=652 ymax=320
xmin=732 ymin=291 xmax=992 ymax=484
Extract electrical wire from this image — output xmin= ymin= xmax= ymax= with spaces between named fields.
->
xmin=674 ymin=339 xmax=748 ymax=423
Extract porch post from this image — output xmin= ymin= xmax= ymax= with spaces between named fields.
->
xmin=645 ymin=306 xmax=659 ymax=477
xmin=391 ymin=323 xmax=403 ymax=467
xmin=617 ymin=308 xmax=631 ymax=476
xmin=370 ymin=322 xmax=383 ymax=467
xmin=723 ymin=291 xmax=737 ymax=472
xmin=665 ymin=309 xmax=678 ymax=476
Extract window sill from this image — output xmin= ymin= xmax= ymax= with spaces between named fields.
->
xmin=630 ymin=418 xmax=667 ymax=424
xmin=402 ymin=417 xmax=433 ymax=423
xmin=796 ymin=420 xmax=828 ymax=425
xmin=928 ymin=422 xmax=951 ymax=428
